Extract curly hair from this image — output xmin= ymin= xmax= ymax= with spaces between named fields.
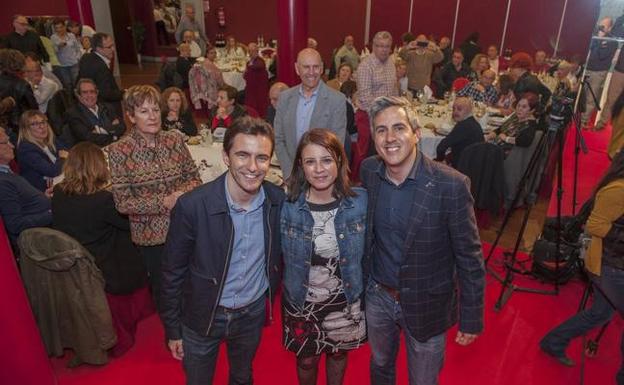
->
xmin=123 ymin=84 xmax=161 ymax=116
xmin=161 ymin=87 xmax=189 ymax=115
xmin=0 ymin=49 xmax=26 ymax=75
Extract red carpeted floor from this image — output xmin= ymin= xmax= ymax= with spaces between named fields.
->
xmin=52 ymin=124 xmax=621 ymax=385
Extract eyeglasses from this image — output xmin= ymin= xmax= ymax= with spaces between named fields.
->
xmin=29 ymin=120 xmax=48 ymax=128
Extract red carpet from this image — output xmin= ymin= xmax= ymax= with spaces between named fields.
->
xmin=51 ymin=123 xmax=620 ymax=384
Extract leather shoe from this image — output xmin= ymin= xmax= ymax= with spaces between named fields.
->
xmin=539 ymin=343 xmax=575 ymax=367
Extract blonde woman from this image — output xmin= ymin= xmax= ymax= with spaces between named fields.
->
xmin=16 ymin=109 xmax=67 ymax=191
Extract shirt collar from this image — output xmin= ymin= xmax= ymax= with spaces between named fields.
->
xmin=298 ymin=83 xmax=320 ymax=99
xmin=95 ymin=52 xmax=112 ymax=68
xmin=0 ymin=164 xmax=12 ymax=174
xmin=376 ymin=150 xmax=422 ymax=184
xmin=224 ymin=175 xmax=266 ymax=213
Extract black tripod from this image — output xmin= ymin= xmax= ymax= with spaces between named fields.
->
xmin=485 ymin=123 xmax=564 ymax=311
xmin=570 ymin=76 xmax=593 ymax=215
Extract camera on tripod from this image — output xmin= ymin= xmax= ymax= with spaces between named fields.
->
xmin=548 ymin=95 xmax=575 ymax=131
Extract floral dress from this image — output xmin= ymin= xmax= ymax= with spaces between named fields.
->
xmin=282 ymin=200 xmax=366 ymax=357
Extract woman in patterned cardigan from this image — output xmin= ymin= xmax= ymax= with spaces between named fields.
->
xmin=106 ymin=85 xmax=201 ymax=308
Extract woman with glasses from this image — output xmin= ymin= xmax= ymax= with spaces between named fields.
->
xmin=16 ymin=110 xmax=67 ymax=192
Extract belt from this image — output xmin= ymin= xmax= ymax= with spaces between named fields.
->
xmin=377 ymin=281 xmax=400 ymax=301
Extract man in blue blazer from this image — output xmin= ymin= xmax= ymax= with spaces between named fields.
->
xmin=273 ymin=48 xmax=347 ymax=179
xmin=360 ymin=96 xmax=485 ymax=385
xmin=160 ymin=117 xmax=285 ymax=385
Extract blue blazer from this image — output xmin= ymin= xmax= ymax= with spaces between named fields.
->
xmin=360 ymin=155 xmax=485 ymax=342
xmin=16 ymin=139 xmax=66 ymax=192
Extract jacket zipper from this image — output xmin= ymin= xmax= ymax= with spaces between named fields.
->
xmin=265 ymin=204 xmax=273 ymax=323
xmin=205 ymin=220 xmax=235 ymax=336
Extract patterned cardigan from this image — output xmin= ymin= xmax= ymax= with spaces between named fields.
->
xmin=106 ymin=129 xmax=201 ymax=246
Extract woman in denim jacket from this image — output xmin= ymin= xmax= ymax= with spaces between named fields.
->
xmin=281 ymin=128 xmax=367 ymax=385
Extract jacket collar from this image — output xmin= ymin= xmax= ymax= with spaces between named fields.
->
xmin=294 ymin=188 xmax=355 ymax=211
xmin=203 ymin=172 xmax=282 ymax=216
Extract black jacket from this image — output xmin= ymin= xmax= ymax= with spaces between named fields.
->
xmin=162 ymin=109 xmax=197 ymax=136
xmin=65 ymin=102 xmax=125 ymax=147
xmin=78 ymin=53 xmax=123 ymax=114
xmin=160 ymin=173 xmax=285 ymax=340
xmin=457 ymin=142 xmax=505 ymax=215
xmin=51 ymin=189 xmax=147 ymax=295
xmin=5 ymin=31 xmax=49 ymax=62
xmin=514 ymin=71 xmax=551 ymax=107
xmin=435 ymin=116 xmax=484 ymax=168
xmin=436 ymin=62 xmax=474 ymax=95
xmin=0 ymin=72 xmax=38 ymax=131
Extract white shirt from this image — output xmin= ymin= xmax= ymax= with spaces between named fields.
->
xmin=32 ymin=76 xmax=60 ymax=113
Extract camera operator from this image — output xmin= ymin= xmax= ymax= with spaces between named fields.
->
xmin=399 ymin=34 xmax=444 ymax=95
xmin=595 ymin=14 xmax=624 ymax=130
xmin=582 ymin=17 xmax=618 ymax=129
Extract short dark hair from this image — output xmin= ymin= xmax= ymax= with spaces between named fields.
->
xmin=52 ymin=18 xmax=65 ymax=27
xmin=74 ymin=78 xmax=98 ymax=97
xmin=92 ymin=32 xmax=111 ymax=49
xmin=498 ymin=74 xmax=515 ymax=95
xmin=218 ymin=84 xmax=238 ymax=101
xmin=340 ymin=80 xmax=357 ymax=99
xmin=223 ymin=116 xmax=275 ymax=155
xmin=286 ymin=128 xmax=355 ymax=202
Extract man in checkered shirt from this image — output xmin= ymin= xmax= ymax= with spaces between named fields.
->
xmin=457 ymin=69 xmax=498 ymax=105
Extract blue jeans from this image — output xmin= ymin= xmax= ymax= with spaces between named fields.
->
xmin=366 ymin=280 xmax=446 ymax=385
xmin=540 ymin=265 xmax=624 ymax=384
xmin=182 ymin=295 xmax=266 ymax=385
xmin=53 ymin=64 xmax=78 ymax=90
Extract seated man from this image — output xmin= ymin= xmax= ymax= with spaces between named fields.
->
xmin=65 ymin=78 xmax=125 ymax=147
xmin=457 ymin=69 xmax=498 ymax=105
xmin=181 ymin=30 xmax=202 ymax=58
xmin=435 ymin=97 xmax=484 ymax=168
xmin=532 ymin=50 xmax=550 ymax=74
xmin=436 ymin=50 xmax=474 ymax=96
xmin=0 ymin=126 xmax=52 ymax=246
xmin=23 ymin=55 xmax=61 ymax=113
xmin=265 ymin=82 xmax=288 ymax=126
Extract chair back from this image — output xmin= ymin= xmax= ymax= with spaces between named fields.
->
xmin=504 ymin=130 xmax=545 ymax=207
xmin=457 ymin=142 xmax=505 ymax=215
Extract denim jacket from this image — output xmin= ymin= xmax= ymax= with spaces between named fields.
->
xmin=281 ymin=187 xmax=367 ymax=308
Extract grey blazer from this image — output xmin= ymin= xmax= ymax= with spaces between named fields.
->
xmin=273 ymin=81 xmax=347 ymax=178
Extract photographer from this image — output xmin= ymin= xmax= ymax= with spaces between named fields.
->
xmin=399 ymin=34 xmax=444 ymax=94
xmin=540 ymin=150 xmax=624 ymax=385
xmin=582 ymin=17 xmax=618 ymax=128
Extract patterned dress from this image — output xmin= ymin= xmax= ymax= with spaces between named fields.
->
xmin=283 ymin=200 xmax=366 ymax=357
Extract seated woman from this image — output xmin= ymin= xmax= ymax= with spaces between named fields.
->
xmin=210 ymin=85 xmax=247 ymax=129
xmin=281 ymin=128 xmax=367 ymax=385
xmin=470 ymin=53 xmax=490 ymax=81
xmin=327 ymin=63 xmax=353 ymax=92
xmin=0 ymin=126 xmax=51 ymax=247
xmin=52 ymin=142 xmax=152 ymax=357
xmin=161 ymin=87 xmax=197 ymax=136
xmin=553 ymin=60 xmax=574 ymax=99
xmin=495 ymin=74 xmax=516 ymax=115
xmin=222 ymin=35 xmax=247 ymax=61
xmin=486 ymin=92 xmax=539 ymax=157
xmin=16 ymin=110 xmax=67 ymax=191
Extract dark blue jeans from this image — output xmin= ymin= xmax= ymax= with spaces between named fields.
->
xmin=182 ymin=295 xmax=266 ymax=385
xmin=540 ymin=265 xmax=624 ymax=384
xmin=366 ymin=280 xmax=446 ymax=385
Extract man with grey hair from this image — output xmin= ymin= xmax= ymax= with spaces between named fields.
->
xmin=356 ymin=31 xmax=399 ymax=113
xmin=265 ymin=81 xmax=288 ymax=126
xmin=360 ymin=96 xmax=485 ymax=385
xmin=5 ymin=15 xmax=49 ymax=63
xmin=273 ymin=48 xmax=346 ymax=178
xmin=175 ymin=3 xmax=208 ymax=54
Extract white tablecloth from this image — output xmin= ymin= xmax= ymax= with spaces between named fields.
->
xmin=222 ymin=71 xmax=246 ymax=91
xmin=415 ymin=103 xmax=497 ymax=159
xmin=187 ymin=142 xmax=283 ymax=185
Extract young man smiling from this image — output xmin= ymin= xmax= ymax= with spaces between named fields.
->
xmin=161 ymin=116 xmax=285 ymax=385
xmin=360 ymin=96 xmax=485 ymax=385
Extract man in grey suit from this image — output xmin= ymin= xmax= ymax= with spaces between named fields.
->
xmin=274 ymin=48 xmax=347 ymax=178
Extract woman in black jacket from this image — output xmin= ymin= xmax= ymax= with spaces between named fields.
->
xmin=52 ymin=142 xmax=152 ymax=357
xmin=161 ymin=86 xmax=197 ymax=136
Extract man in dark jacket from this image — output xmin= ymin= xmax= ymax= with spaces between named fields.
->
xmin=78 ymin=33 xmax=123 ymax=115
xmin=509 ymin=52 xmax=551 ymax=108
xmin=360 ymin=96 xmax=485 ymax=385
xmin=436 ymin=97 xmax=484 ymax=168
xmin=435 ymin=50 xmax=473 ymax=97
xmin=65 ymin=78 xmax=125 ymax=147
xmin=5 ymin=15 xmax=49 ymax=63
xmin=161 ymin=116 xmax=285 ymax=385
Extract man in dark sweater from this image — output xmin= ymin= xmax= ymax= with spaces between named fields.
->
xmin=5 ymin=15 xmax=49 ymax=63
xmin=435 ymin=50 xmax=473 ymax=97
xmin=435 ymin=97 xmax=484 ymax=168
xmin=0 ymin=127 xmax=51 ymax=245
